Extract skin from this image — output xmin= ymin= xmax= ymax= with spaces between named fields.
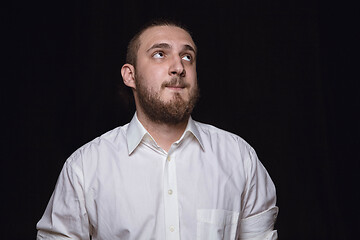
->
xmin=121 ymin=25 xmax=198 ymax=151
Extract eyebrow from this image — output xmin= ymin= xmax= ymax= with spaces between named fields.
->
xmin=183 ymin=44 xmax=197 ymax=54
xmin=146 ymin=43 xmax=197 ymax=55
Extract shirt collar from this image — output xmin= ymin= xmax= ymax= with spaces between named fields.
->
xmin=126 ymin=113 xmax=204 ymax=155
xmin=180 ymin=116 xmax=204 ymax=150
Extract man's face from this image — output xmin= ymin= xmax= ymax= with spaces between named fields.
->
xmin=133 ymin=25 xmax=199 ymax=124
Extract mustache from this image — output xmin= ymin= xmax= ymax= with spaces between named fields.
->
xmin=161 ymin=77 xmax=190 ymax=88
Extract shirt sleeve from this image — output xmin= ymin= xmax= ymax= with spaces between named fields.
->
xmin=238 ymin=147 xmax=279 ymax=239
xmin=36 ymin=154 xmax=91 ymax=240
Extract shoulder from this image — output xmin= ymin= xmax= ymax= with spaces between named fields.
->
xmin=194 ymin=120 xmax=255 ymax=154
xmin=192 ymin=120 xmax=264 ymax=183
xmin=66 ymin=124 xmax=129 ymax=167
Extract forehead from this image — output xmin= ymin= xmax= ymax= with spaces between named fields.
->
xmin=138 ymin=25 xmax=196 ymax=52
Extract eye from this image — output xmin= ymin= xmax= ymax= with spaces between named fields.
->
xmin=182 ymin=54 xmax=192 ymax=62
xmin=153 ymin=52 xmax=165 ymax=59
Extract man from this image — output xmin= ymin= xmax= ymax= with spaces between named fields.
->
xmin=37 ymin=19 xmax=278 ymax=239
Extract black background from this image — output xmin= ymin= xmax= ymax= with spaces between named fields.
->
xmin=3 ymin=0 xmax=359 ymax=239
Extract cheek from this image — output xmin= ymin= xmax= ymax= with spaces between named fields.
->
xmin=186 ymin=64 xmax=197 ymax=76
xmin=147 ymin=68 xmax=168 ymax=86
xmin=188 ymin=70 xmax=197 ymax=85
xmin=136 ymin=65 xmax=158 ymax=83
xmin=143 ymin=63 xmax=165 ymax=76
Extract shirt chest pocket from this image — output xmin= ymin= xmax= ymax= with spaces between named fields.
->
xmin=196 ymin=209 xmax=239 ymax=240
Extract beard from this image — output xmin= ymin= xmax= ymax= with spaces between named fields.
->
xmin=135 ymin=75 xmax=199 ymax=125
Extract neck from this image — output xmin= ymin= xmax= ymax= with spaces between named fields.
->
xmin=136 ymin=111 xmax=188 ymax=152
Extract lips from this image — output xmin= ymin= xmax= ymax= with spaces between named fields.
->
xmin=162 ymin=77 xmax=189 ymax=89
xmin=165 ymin=85 xmax=185 ymax=88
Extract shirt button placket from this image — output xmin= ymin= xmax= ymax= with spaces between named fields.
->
xmin=164 ymin=153 xmax=180 ymax=240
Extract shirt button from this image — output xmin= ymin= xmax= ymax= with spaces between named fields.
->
xmin=167 ymin=156 xmax=171 ymax=161
xmin=170 ymin=226 xmax=175 ymax=232
xmin=168 ymin=189 xmax=173 ymax=195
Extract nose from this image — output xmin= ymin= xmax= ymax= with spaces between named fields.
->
xmin=169 ymin=56 xmax=186 ymax=77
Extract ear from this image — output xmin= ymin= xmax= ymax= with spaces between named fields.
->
xmin=121 ymin=63 xmax=136 ymax=89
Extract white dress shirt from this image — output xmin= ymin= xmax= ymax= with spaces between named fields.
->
xmin=37 ymin=114 xmax=278 ymax=239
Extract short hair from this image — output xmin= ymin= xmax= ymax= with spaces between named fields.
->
xmin=125 ymin=19 xmax=195 ymax=68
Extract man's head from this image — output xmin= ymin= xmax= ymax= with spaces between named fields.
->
xmin=121 ymin=20 xmax=199 ymax=125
